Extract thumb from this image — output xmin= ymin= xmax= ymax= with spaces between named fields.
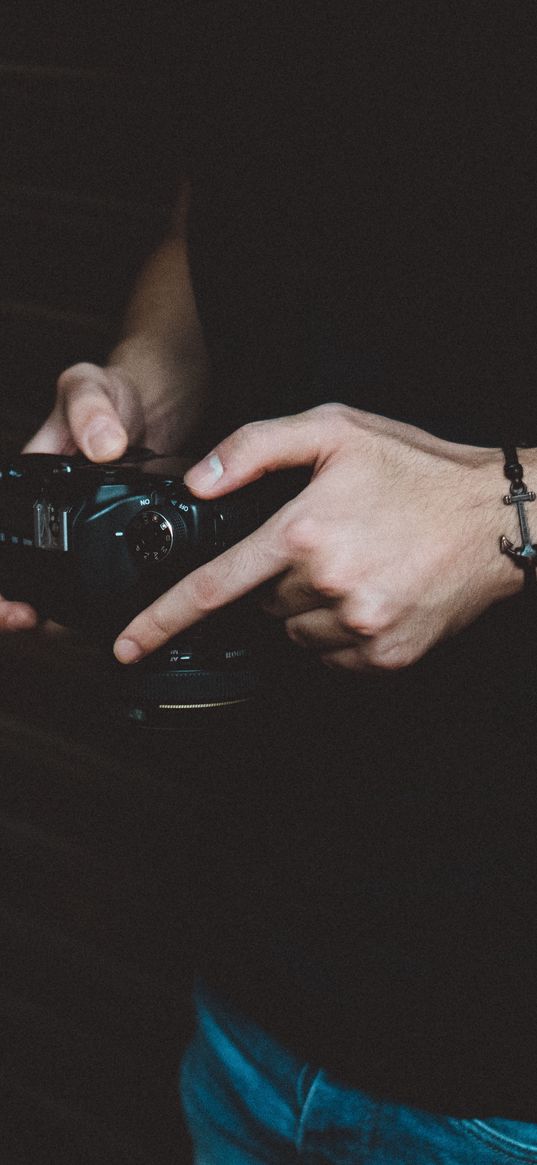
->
xmin=23 ymin=364 xmax=130 ymax=462
xmin=23 ymin=401 xmax=74 ymax=454
xmin=184 ymin=408 xmax=330 ymax=496
xmin=58 ymin=364 xmax=129 ymax=462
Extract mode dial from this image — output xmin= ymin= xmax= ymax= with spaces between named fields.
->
xmin=127 ymin=509 xmax=187 ymax=563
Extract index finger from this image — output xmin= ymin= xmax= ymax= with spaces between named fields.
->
xmin=113 ymin=509 xmax=291 ymax=663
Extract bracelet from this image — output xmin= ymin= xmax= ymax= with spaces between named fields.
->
xmin=500 ymin=444 xmax=537 ymax=591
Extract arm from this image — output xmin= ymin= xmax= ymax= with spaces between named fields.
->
xmin=24 ymin=180 xmax=210 ymax=461
xmin=104 ymin=183 xmax=211 ymax=451
xmin=1 ymin=180 xmax=210 ymax=631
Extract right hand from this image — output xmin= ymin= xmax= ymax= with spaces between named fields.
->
xmin=0 ymin=360 xmax=185 ymax=631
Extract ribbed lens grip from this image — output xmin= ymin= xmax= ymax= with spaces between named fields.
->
xmin=128 ymin=667 xmax=258 ymax=709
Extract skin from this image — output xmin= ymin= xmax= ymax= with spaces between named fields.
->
xmin=0 ymin=358 xmax=184 ymax=632
xmin=112 ymin=403 xmax=528 ymax=673
xmin=0 ymin=184 xmax=210 ymax=635
xmin=0 ymin=186 xmax=529 ymax=663
xmin=1 ymin=383 xmax=529 ymax=663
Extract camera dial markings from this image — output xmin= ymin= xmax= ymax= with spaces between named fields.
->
xmin=0 ymin=452 xmax=301 ymax=722
xmin=127 ymin=508 xmax=187 ymax=563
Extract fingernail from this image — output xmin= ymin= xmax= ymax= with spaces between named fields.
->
xmin=185 ymin=453 xmax=224 ymax=493
xmin=114 ymin=638 xmax=143 ymax=664
xmin=86 ymin=418 xmax=126 ymax=460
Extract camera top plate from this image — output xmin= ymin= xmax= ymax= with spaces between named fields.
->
xmin=0 ymin=449 xmax=194 ymax=487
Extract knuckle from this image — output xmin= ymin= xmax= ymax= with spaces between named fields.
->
xmin=213 ymin=422 xmax=263 ymax=474
xmin=312 ymin=402 xmax=351 ymax=429
xmin=341 ymin=596 xmax=392 ymax=638
xmin=189 ymin=568 xmax=221 ymax=613
xmin=310 ymin=566 xmax=346 ymax=601
xmin=321 ymin=649 xmax=363 ymax=672
xmin=285 ymin=621 xmax=306 ymax=646
xmin=57 ymin=363 xmax=102 ymax=394
xmin=318 ymin=577 xmax=345 ymax=602
xmin=283 ymin=516 xmax=318 ymax=557
xmin=65 ymin=388 xmax=119 ymax=436
xmin=62 ymin=387 xmax=109 ymax=426
xmin=144 ymin=606 xmax=173 ymax=640
xmin=368 ymin=639 xmax=413 ymax=672
xmin=228 ymin=420 xmax=263 ymax=456
xmin=339 ymin=609 xmax=367 ymax=636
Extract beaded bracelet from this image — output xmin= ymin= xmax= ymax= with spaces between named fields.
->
xmin=500 ymin=445 xmax=537 ymax=591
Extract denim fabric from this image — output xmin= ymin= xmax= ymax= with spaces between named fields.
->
xmin=179 ymin=982 xmax=537 ymax=1164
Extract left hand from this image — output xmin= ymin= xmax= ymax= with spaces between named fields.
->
xmin=114 ymin=404 xmax=522 ymax=672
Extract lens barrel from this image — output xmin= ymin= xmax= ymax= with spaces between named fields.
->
xmin=118 ymin=613 xmax=267 ymax=727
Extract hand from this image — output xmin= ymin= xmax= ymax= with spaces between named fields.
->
xmin=0 ymin=360 xmax=188 ymax=632
xmin=23 ymin=360 xmax=185 ymax=460
xmin=113 ymin=404 xmax=522 ymax=672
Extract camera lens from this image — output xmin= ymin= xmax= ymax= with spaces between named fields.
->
xmin=118 ymin=608 xmax=267 ymax=728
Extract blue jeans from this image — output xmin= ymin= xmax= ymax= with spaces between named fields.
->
xmin=179 ymin=983 xmax=537 ymax=1164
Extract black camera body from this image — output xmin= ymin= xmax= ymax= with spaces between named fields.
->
xmin=0 ymin=450 xmax=302 ymax=724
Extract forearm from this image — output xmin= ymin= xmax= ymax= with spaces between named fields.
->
xmin=108 ymin=184 xmax=210 ymax=434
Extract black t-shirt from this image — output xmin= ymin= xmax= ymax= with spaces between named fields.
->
xmin=176 ymin=4 xmax=537 ymax=1116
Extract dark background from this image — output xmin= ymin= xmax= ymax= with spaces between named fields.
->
xmin=1 ymin=5 xmax=198 ymax=1162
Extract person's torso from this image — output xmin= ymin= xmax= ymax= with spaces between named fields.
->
xmin=177 ymin=4 xmax=537 ymax=1114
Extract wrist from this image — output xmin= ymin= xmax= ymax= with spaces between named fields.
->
xmin=477 ymin=445 xmax=537 ymax=605
xmin=499 ymin=444 xmax=537 ymax=594
xmin=108 ymin=335 xmax=207 ymax=412
xmin=107 ymin=337 xmax=210 ymax=452
xmin=108 ymin=335 xmax=205 ymax=402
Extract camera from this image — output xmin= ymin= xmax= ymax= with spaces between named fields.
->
xmin=0 ymin=449 xmax=305 ymax=726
